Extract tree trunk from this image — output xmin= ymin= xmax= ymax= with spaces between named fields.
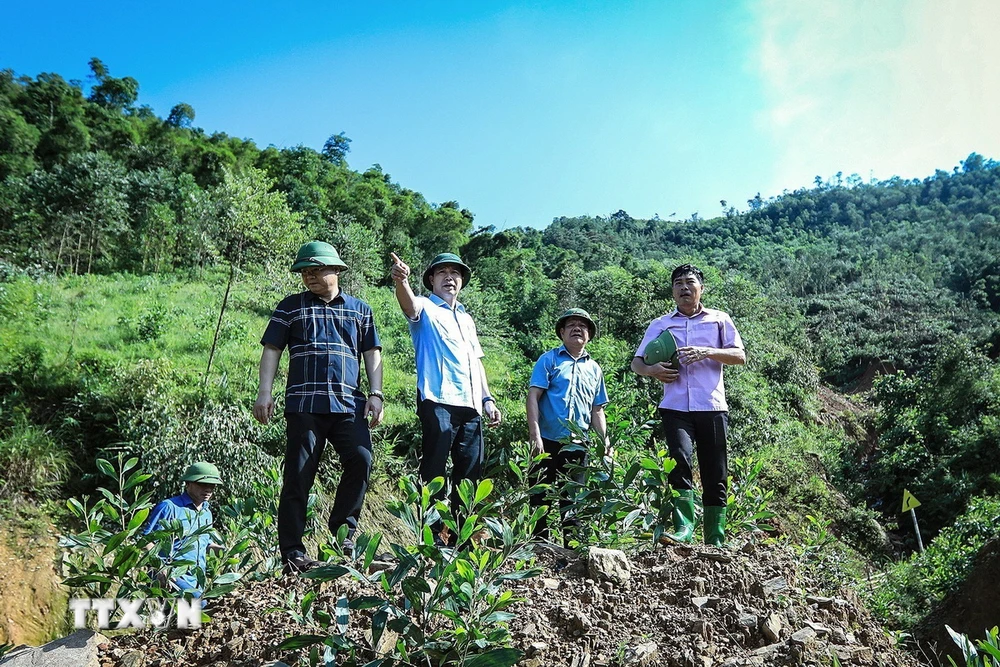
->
xmin=204 ymin=263 xmax=236 ymax=389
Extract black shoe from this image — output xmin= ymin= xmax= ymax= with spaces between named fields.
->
xmin=283 ymin=554 xmax=322 ymax=575
xmin=340 ymin=539 xmax=356 ymax=560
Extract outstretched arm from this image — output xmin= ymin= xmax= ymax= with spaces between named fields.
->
xmin=390 ymin=252 xmax=419 ymax=320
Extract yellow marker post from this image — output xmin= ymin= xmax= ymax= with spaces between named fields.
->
xmin=902 ymin=489 xmax=924 ymax=552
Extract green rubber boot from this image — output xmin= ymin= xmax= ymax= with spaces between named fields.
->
xmin=663 ymin=489 xmax=696 ymax=543
xmin=704 ymin=505 xmax=727 ymax=547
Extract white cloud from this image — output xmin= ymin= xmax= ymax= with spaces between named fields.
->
xmin=752 ymin=0 xmax=1000 ymax=192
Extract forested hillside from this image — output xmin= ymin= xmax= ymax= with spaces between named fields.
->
xmin=2 ymin=60 xmax=999 ymax=663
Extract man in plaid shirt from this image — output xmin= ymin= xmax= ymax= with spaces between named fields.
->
xmin=253 ymin=241 xmax=384 ymax=574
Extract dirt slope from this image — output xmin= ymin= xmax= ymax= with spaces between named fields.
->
xmin=0 ymin=516 xmax=66 ymax=647
xmin=98 ymin=538 xmax=924 ymax=667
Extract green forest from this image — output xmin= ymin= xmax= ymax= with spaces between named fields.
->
xmin=2 ymin=59 xmax=1000 ymax=664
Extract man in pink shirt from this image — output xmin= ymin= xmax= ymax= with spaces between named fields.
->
xmin=631 ymin=264 xmax=746 ymax=546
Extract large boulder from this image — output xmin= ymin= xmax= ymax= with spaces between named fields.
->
xmin=1 ymin=629 xmax=107 ymax=667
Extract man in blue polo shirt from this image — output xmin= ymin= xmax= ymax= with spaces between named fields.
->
xmin=253 ymin=241 xmax=384 ymax=574
xmin=527 ymin=308 xmax=609 ymax=542
xmin=144 ymin=461 xmax=224 ymax=598
xmin=390 ymin=251 xmax=501 ymax=546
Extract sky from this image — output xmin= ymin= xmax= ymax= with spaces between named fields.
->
xmin=4 ymin=0 xmax=999 ymax=230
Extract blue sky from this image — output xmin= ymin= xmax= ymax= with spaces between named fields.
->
xmin=4 ymin=1 xmax=999 ymax=230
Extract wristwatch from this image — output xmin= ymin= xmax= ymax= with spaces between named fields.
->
xmin=368 ymin=390 xmax=385 ymax=401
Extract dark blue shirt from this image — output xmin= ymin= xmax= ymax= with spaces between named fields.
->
xmin=261 ymin=290 xmax=381 ymax=414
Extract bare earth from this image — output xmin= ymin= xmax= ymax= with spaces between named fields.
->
xmin=99 ymin=537 xmax=925 ymax=667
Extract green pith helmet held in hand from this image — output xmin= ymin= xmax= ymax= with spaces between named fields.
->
xmin=181 ymin=461 xmax=223 ymax=485
xmin=643 ymin=328 xmax=679 ymax=369
xmin=555 ymin=308 xmax=597 ymax=339
xmin=422 ymin=252 xmax=472 ymax=291
xmin=290 ymin=241 xmax=349 ymax=273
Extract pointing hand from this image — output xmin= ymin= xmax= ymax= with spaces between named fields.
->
xmin=390 ymin=252 xmax=410 ymax=283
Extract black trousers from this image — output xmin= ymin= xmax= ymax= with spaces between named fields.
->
xmin=278 ymin=411 xmax=372 ymax=559
xmin=658 ymin=409 xmax=729 ymax=507
xmin=417 ymin=399 xmax=483 ymax=525
xmin=530 ymin=437 xmax=585 ymax=540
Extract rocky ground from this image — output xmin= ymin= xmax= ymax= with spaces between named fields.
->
xmin=88 ymin=534 xmax=927 ymax=667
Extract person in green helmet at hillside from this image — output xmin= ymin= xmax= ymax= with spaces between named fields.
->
xmin=144 ymin=461 xmax=225 ymax=599
xmin=630 ymin=264 xmax=745 ymax=547
xmin=253 ymin=241 xmax=384 ymax=574
xmin=526 ymin=308 xmax=610 ymax=543
xmin=389 ymin=251 xmax=501 ymax=547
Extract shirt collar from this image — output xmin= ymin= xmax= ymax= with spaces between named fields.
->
xmin=429 ymin=292 xmax=465 ymax=312
xmin=304 ymin=290 xmax=346 ymax=305
xmin=670 ymin=305 xmax=705 ymax=319
xmin=557 ymin=344 xmax=590 ymax=360
xmin=178 ymin=491 xmax=207 ymax=511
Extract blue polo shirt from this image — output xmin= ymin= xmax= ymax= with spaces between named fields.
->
xmin=144 ymin=491 xmax=214 ymax=572
xmin=261 ymin=290 xmax=381 ymax=414
xmin=529 ymin=345 xmax=609 ymax=442
xmin=408 ymin=294 xmax=485 ymax=411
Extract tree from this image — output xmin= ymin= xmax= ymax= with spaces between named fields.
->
xmin=86 ymin=58 xmax=139 ymax=112
xmin=0 ymin=104 xmax=40 ymax=179
xmin=321 ymin=132 xmax=351 ymax=165
xmin=18 ymin=73 xmax=91 ymax=165
xmin=166 ymin=103 xmax=196 ymax=129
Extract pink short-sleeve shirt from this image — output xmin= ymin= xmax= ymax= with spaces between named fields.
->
xmin=635 ymin=308 xmax=744 ymax=411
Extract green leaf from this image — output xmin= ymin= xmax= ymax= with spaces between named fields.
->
xmin=463 ymin=648 xmax=523 ymax=667
xmin=370 ymin=609 xmax=388 ymax=652
xmin=498 ymin=568 xmax=542 ymax=581
xmin=122 ymin=456 xmax=139 ymax=474
xmin=401 ymin=576 xmax=430 ymax=607
xmin=349 ymin=596 xmax=389 ymax=610
xmin=482 ymin=611 xmax=516 ymax=624
xmin=66 ymin=497 xmax=86 ymax=518
xmin=301 ymin=564 xmax=349 ymax=581
xmin=95 ymin=459 xmax=116 ymax=479
xmin=276 ymin=634 xmax=327 ymax=651
xmin=105 ymin=530 xmax=130 ymax=555
xmin=453 ymin=558 xmax=475 ymax=581
xmin=126 ymin=507 xmax=150 ymax=531
xmin=474 ymin=479 xmax=494 ymax=505
xmin=459 ymin=515 xmax=480 ymax=544
xmin=203 ymin=583 xmax=236 ymax=598
xmin=622 ymin=462 xmax=642 ymax=488
xmin=123 ymin=471 xmax=152 ymax=492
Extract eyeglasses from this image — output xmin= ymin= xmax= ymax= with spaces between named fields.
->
xmin=301 ymin=266 xmax=339 ymax=277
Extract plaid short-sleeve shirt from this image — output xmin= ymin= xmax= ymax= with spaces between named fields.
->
xmin=261 ymin=290 xmax=381 ymax=414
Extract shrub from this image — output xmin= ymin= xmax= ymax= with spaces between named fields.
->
xmin=0 ymin=415 xmax=71 ymax=500
xmin=274 ymin=474 xmax=541 ymax=666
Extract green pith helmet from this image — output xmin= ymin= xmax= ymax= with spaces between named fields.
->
xmin=643 ymin=328 xmax=679 ymax=368
xmin=555 ymin=308 xmax=597 ymax=339
xmin=181 ymin=461 xmax=223 ymax=485
xmin=290 ymin=241 xmax=349 ymax=273
xmin=422 ymin=252 xmax=472 ymax=291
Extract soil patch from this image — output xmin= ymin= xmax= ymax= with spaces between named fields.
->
xmin=0 ymin=511 xmax=67 ymax=646
xmin=98 ymin=539 xmax=926 ymax=666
